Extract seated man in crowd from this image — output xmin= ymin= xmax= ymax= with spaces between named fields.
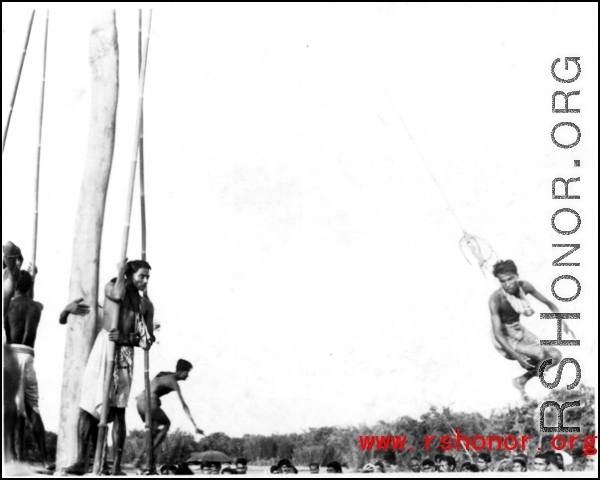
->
xmin=235 ymin=457 xmax=248 ymax=474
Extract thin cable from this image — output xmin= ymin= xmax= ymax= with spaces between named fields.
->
xmin=381 ymin=85 xmax=466 ymax=234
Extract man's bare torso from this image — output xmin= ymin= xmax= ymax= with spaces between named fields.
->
xmin=102 ymin=281 xmax=153 ymax=337
xmin=5 ymin=296 xmax=43 ymax=348
xmin=490 ymin=280 xmax=533 ymax=325
xmin=150 ymin=374 xmax=178 ymax=400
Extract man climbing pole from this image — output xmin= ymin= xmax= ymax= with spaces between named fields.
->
xmin=488 ymin=259 xmax=572 ymax=401
xmin=64 ymin=259 xmax=155 ymax=475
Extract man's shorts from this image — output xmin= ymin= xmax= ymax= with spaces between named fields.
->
xmin=6 ymin=344 xmax=40 ymax=417
xmin=491 ymin=321 xmax=545 ymax=360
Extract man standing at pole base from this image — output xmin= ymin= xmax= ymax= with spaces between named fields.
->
xmin=64 ymin=259 xmax=155 ymax=476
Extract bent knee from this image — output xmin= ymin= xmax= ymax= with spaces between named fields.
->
xmin=549 ymin=348 xmax=562 ymax=363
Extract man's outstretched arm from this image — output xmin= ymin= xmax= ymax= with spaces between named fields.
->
xmin=174 ymin=383 xmax=204 ymax=435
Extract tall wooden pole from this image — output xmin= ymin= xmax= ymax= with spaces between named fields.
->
xmin=56 ymin=10 xmax=120 ymax=470
xmin=92 ymin=10 xmax=153 ymax=475
xmin=31 ymin=10 xmax=49 ymax=277
xmin=138 ymin=9 xmax=157 ymax=475
xmin=2 ymin=10 xmax=35 ymax=155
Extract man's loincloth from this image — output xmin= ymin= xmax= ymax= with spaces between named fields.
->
xmin=79 ymin=330 xmax=135 ymax=419
xmin=5 ymin=344 xmax=40 ymax=417
xmin=490 ymin=321 xmax=544 ymax=361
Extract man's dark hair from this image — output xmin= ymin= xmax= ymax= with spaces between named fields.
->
xmin=326 ymin=461 xmax=342 ymax=473
xmin=161 ymin=464 xmax=178 ymax=474
xmin=15 ymin=270 xmax=33 ymax=294
xmin=236 ymin=458 xmax=248 ymax=466
xmin=126 ymin=260 xmax=151 ymax=277
xmin=513 ymin=456 xmax=527 ymax=470
xmin=543 ymin=450 xmax=560 ymax=469
xmin=434 ymin=454 xmax=445 ymax=463
xmin=174 ymin=464 xmax=194 ymax=475
xmin=270 ymin=465 xmax=279 ymax=473
xmin=534 ymin=452 xmax=548 ymax=462
xmin=421 ymin=459 xmax=435 ymax=467
xmin=211 ymin=461 xmax=222 ymax=471
xmin=465 ymin=463 xmax=479 ymax=472
xmin=493 ymin=259 xmax=518 ymax=278
xmin=176 ymin=359 xmax=193 ymax=372
xmin=201 ymin=461 xmax=212 ymax=469
xmin=277 ymin=459 xmax=292 ymax=468
xmin=478 ymin=452 xmax=492 ymax=463
xmin=444 ymin=456 xmax=456 ymax=470
xmin=554 ymin=452 xmax=565 ymax=471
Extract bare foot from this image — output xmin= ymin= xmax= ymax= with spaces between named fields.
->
xmin=512 ymin=376 xmax=530 ymax=401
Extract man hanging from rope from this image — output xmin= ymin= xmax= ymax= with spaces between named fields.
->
xmin=135 ymin=359 xmax=204 ymax=461
xmin=489 ymin=260 xmax=572 ymax=401
xmin=64 ymin=259 xmax=155 ymax=476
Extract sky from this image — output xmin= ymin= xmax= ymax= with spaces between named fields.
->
xmin=2 ymin=3 xmax=598 ymax=441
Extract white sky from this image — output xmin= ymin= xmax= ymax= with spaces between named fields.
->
xmin=2 ymin=3 xmax=598 ymax=440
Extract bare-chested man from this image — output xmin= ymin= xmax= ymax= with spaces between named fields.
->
xmin=489 ymin=260 xmax=570 ymax=401
xmin=136 ymin=359 xmax=204 ymax=458
xmin=65 ymin=259 xmax=155 ymax=476
xmin=3 ymin=271 xmax=51 ymax=468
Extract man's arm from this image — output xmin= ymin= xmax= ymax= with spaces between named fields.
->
xmin=27 ymin=263 xmax=38 ymax=300
xmin=106 ymin=260 xmax=128 ymax=303
xmin=174 ymin=382 xmax=204 ymax=435
xmin=489 ymin=295 xmax=534 ymax=370
xmin=59 ymin=298 xmax=91 ymax=325
xmin=523 ymin=281 xmax=559 ymax=313
xmin=524 ymin=281 xmax=573 ymax=336
xmin=143 ymin=298 xmax=155 ymax=349
xmin=24 ymin=303 xmax=43 ymax=343
xmin=3 ymin=274 xmax=15 ymax=321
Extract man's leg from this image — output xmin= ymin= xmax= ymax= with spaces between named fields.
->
xmin=151 ymin=408 xmax=171 ymax=453
xmin=3 ymin=411 xmax=17 ymax=463
xmin=65 ymin=409 xmax=99 ymax=475
xmin=512 ymin=340 xmax=561 ymax=401
xmin=3 ymin=347 xmax=20 ymax=463
xmin=15 ymin=416 xmax=25 ymax=462
xmin=512 ymin=370 xmax=536 ymax=400
xmin=25 ymin=404 xmax=50 ymax=469
xmin=111 ymin=407 xmax=127 ymax=476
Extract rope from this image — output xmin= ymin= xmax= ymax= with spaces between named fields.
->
xmin=380 ymin=85 xmax=466 ymax=235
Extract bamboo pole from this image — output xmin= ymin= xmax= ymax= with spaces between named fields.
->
xmin=2 ymin=10 xmax=35 ymax=155
xmin=56 ymin=10 xmax=120 ymax=470
xmin=31 ymin=10 xmax=49 ymax=277
xmin=92 ymin=9 xmax=153 ymax=475
xmin=138 ymin=9 xmax=157 ymax=475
